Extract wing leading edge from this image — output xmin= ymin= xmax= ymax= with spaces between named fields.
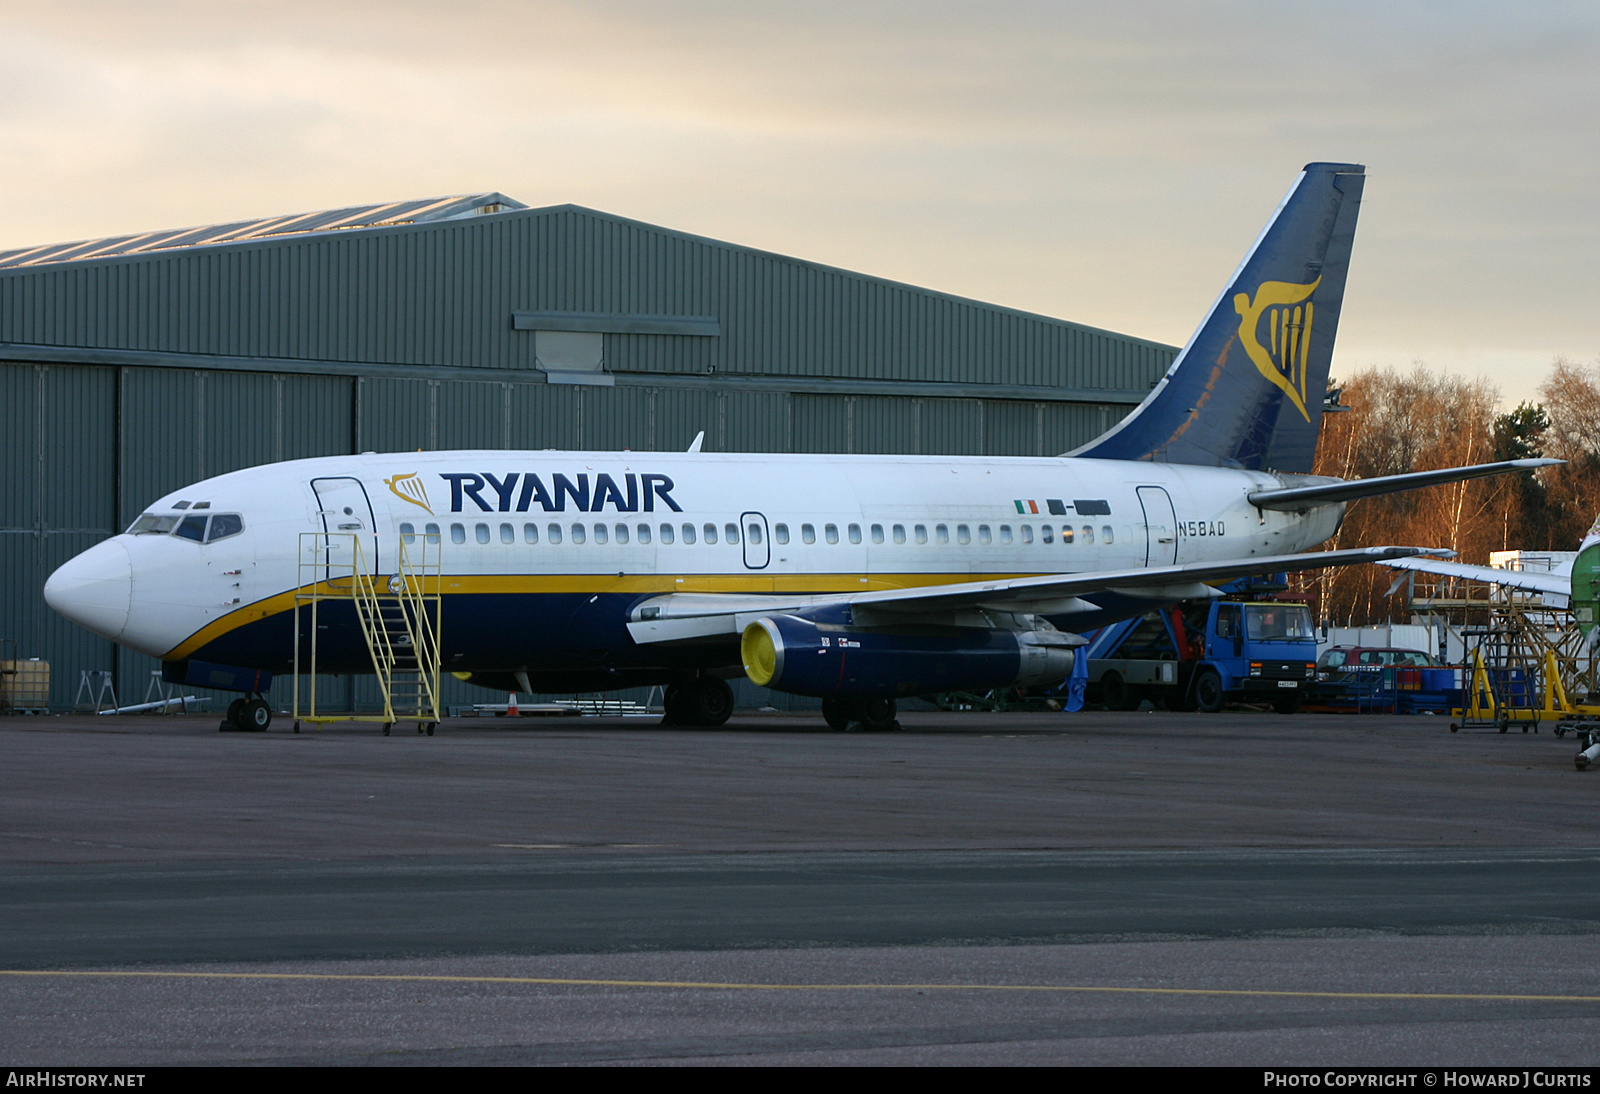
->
xmin=626 ymin=546 xmax=1445 ymax=645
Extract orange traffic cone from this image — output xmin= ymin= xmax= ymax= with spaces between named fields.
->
xmin=507 ymin=692 xmax=519 ymax=717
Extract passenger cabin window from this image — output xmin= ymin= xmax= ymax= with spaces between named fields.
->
xmin=475 ymin=523 xmax=490 ymax=545
xmin=847 ymin=524 xmax=861 ymax=545
xmin=1041 ymin=525 xmax=1054 ymax=544
xmin=978 ymin=525 xmax=991 ymax=545
xmin=1021 ymin=525 xmax=1033 ymax=544
xmin=892 ymin=524 xmax=906 ymax=544
xmin=725 ymin=523 xmax=739 ymax=545
xmin=801 ymin=524 xmax=816 ymax=544
xmin=824 ymin=524 xmax=839 ymax=545
xmin=450 ymin=523 xmax=466 ymax=545
xmin=547 ymin=523 xmax=562 ymax=544
xmin=500 ymin=523 xmax=514 ymax=544
xmin=524 ymin=523 xmax=539 ymax=544
xmin=400 ymin=522 xmax=415 ymax=544
xmin=703 ymin=523 xmax=718 ymax=545
xmin=659 ymin=523 xmax=674 ymax=544
xmin=870 ymin=524 xmax=884 ymax=545
xmin=682 ymin=523 xmax=696 ymax=544
xmin=1061 ymin=526 xmax=1074 ymax=544
xmin=914 ymin=524 xmax=927 ymax=545
xmin=1000 ymin=525 xmax=1013 ymax=545
xmin=615 ymin=523 xmax=629 ymax=544
xmin=936 ymin=524 xmax=949 ymax=544
xmin=747 ymin=523 xmax=762 ymax=545
xmin=774 ymin=524 xmax=789 ymax=545
xmin=636 ymin=523 xmax=650 ymax=544
xmin=1102 ymin=525 xmax=1114 ymax=544
xmin=424 ymin=523 xmax=440 ymax=541
xmin=1081 ymin=526 xmax=1094 ymax=544
xmin=956 ymin=524 xmax=970 ymax=545
xmin=594 ymin=524 xmax=608 ymax=544
xmin=571 ymin=523 xmax=586 ymax=544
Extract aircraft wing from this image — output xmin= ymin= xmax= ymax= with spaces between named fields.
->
xmin=626 ymin=546 xmax=1441 ymax=644
xmin=1379 ymin=556 xmax=1571 ymax=607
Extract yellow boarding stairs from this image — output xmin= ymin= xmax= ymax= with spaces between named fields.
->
xmin=291 ymin=530 xmax=443 ymax=735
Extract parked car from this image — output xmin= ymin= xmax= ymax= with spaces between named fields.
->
xmin=1316 ymin=646 xmax=1440 ymax=679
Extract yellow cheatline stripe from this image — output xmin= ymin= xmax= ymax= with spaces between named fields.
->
xmin=164 ymin=569 xmax=1052 ymax=661
xmin=1 ymin=970 xmax=1597 ymax=1003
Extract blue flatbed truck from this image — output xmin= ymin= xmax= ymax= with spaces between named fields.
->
xmin=1084 ymin=577 xmax=1318 ymax=713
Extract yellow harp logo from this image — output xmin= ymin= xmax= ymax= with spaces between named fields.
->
xmin=1232 ymin=276 xmax=1321 ymax=422
xmin=384 ymin=472 xmax=433 ymax=514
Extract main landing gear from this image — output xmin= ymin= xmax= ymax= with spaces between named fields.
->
xmin=821 ymin=697 xmax=900 ymax=733
xmin=221 ymin=694 xmax=272 ymax=732
xmin=661 ymin=676 xmax=735 ymax=727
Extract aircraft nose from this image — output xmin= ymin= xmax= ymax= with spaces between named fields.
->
xmin=44 ymin=539 xmax=132 ymax=641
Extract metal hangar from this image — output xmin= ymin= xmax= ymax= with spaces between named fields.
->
xmin=0 ymin=192 xmax=1177 ymax=710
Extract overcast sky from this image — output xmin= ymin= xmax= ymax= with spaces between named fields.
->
xmin=0 ymin=1 xmax=1594 ymax=404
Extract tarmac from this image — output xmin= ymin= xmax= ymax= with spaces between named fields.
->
xmin=2 ymin=708 xmax=1598 ymax=1066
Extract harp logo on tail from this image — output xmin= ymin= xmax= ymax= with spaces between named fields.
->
xmin=1232 ymin=276 xmax=1321 ymax=422
xmin=385 ymin=472 xmax=433 ymax=514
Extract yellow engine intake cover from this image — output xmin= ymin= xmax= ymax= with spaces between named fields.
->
xmin=741 ymin=621 xmax=778 ymax=686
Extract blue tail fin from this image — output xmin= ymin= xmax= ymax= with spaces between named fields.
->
xmin=1072 ymin=162 xmax=1365 ymax=472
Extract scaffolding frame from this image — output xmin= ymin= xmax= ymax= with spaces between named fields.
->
xmin=291 ymin=530 xmax=443 ymax=735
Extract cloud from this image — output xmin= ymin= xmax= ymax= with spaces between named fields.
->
xmin=0 ymin=1 xmax=1595 ymax=402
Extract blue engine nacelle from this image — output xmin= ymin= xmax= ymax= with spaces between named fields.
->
xmin=740 ymin=614 xmax=1076 ymax=699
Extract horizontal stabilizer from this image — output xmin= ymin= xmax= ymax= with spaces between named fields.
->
xmin=1379 ymin=556 xmax=1570 ymax=607
xmin=1247 ymin=459 xmax=1562 ymax=512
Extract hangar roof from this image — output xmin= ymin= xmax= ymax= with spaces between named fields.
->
xmin=0 ymin=193 xmax=526 ymax=270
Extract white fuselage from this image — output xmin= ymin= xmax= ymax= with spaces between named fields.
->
xmin=45 ymin=449 xmax=1343 ymax=668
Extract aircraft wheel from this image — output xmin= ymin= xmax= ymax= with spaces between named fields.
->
xmin=242 ymin=698 xmax=271 ymax=731
xmin=1101 ymin=672 xmax=1138 ymax=711
xmin=686 ymin=676 xmax=734 ymax=727
xmin=1273 ymin=695 xmax=1301 ymax=715
xmin=1194 ymin=670 xmax=1225 ymax=714
xmin=821 ymin=698 xmax=851 ymax=732
xmin=858 ymin=698 xmax=898 ymax=732
xmin=661 ymin=682 xmax=687 ymax=725
xmin=226 ymin=698 xmax=245 ymax=728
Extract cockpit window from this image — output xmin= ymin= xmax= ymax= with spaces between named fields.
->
xmin=129 ymin=514 xmax=179 ymax=535
xmin=205 ymin=514 xmax=244 ymax=543
xmin=127 ymin=512 xmax=244 ymax=543
xmin=173 ymin=515 xmax=208 ymax=541
xmin=172 ymin=501 xmax=191 ymax=510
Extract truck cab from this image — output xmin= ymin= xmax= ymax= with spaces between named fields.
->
xmin=1086 ymin=582 xmax=1318 ymax=713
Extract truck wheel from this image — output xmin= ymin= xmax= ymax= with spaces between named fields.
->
xmin=1272 ymin=695 xmax=1301 ymax=715
xmin=1194 ymin=670 xmax=1225 ymax=713
xmin=1102 ymin=672 xmax=1138 ymax=711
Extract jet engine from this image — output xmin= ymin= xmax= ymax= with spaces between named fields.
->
xmin=739 ymin=613 xmax=1077 ymax=699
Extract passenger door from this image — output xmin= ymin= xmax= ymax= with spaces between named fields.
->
xmin=312 ymin=477 xmax=380 ymax=578
xmin=1137 ymin=486 xmax=1178 ymax=567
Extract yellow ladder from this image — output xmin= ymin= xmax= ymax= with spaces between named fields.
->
xmin=291 ymin=530 xmax=443 ymax=735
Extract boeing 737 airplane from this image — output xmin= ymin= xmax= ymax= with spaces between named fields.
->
xmin=43 ymin=162 xmax=1556 ymax=731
